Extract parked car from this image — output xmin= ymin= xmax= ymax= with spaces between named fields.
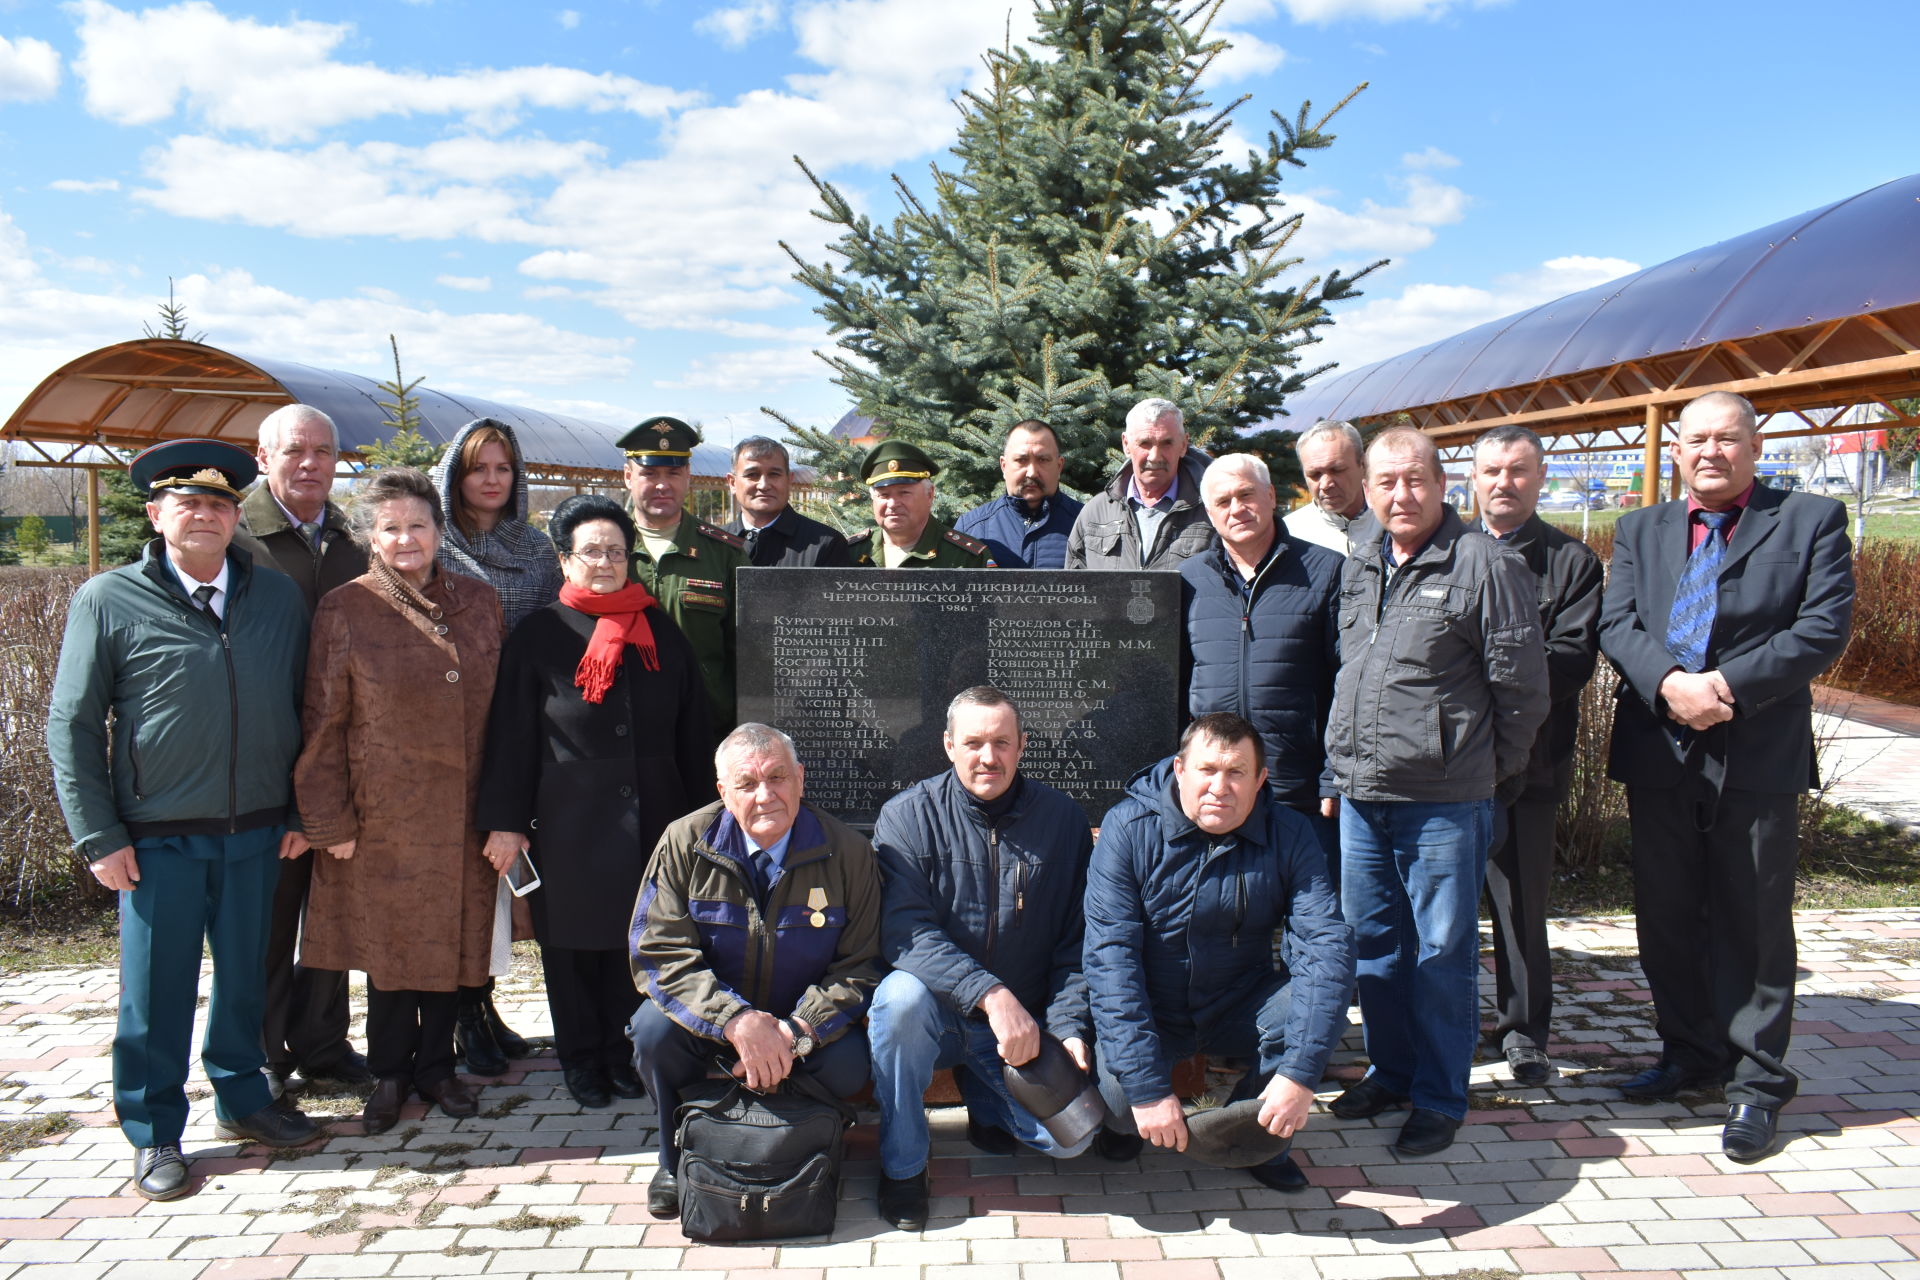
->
xmin=1539 ymin=489 xmax=1602 ymax=511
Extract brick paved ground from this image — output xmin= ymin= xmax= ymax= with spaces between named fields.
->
xmin=0 ymin=910 xmax=1915 ymax=1280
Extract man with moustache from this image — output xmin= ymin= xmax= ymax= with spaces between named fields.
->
xmin=1065 ymin=398 xmax=1214 ymax=570
xmin=721 ymin=436 xmax=851 ymax=567
xmin=1466 ymin=426 xmax=1604 ymax=1088
xmin=954 ymin=420 xmax=1084 ymax=569
xmin=48 ymin=439 xmax=323 ymax=1200
xmin=619 ymin=416 xmax=750 ymax=735
xmin=846 ymin=440 xmax=994 ymax=568
xmin=1599 ymin=391 xmax=1853 ymax=1163
xmin=1283 ymin=420 xmax=1369 ymax=555
xmin=1326 ymin=428 xmax=1547 ymax=1158
xmin=867 ymin=687 xmax=1098 ymax=1230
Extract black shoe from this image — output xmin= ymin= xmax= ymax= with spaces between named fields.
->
xmin=607 ymin=1062 xmax=646 ymax=1100
xmin=564 ymin=1065 xmax=612 ymax=1109
xmin=418 ymin=1075 xmax=480 ymax=1119
xmin=301 ymin=1049 xmax=375 ymax=1088
xmin=131 ymin=1143 xmax=190 ymax=1201
xmin=1616 ymin=1061 xmax=1719 ymax=1100
xmin=1093 ymin=1127 xmax=1143 ymax=1162
xmin=1246 ymin=1153 xmax=1309 ymax=1193
xmin=216 ymin=1097 xmax=322 ymax=1147
xmin=1330 ymin=1077 xmax=1409 ymax=1120
xmin=484 ymin=994 xmax=532 ymax=1060
xmin=648 ymin=1165 xmax=679 ymax=1219
xmin=877 ymin=1171 xmax=929 ymax=1231
xmin=454 ymin=1002 xmax=509 ymax=1077
xmin=362 ymin=1077 xmax=408 ymax=1135
xmin=1394 ymin=1107 xmax=1460 ymax=1157
xmin=967 ymin=1119 xmax=1017 ymax=1155
xmin=1722 ymin=1104 xmax=1780 ymax=1164
xmin=1506 ymin=1046 xmax=1553 ymax=1087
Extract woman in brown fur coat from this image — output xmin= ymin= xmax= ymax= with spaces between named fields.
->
xmin=294 ymin=467 xmax=503 ymax=1132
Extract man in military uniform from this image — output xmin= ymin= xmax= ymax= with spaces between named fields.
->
xmin=47 ymin=439 xmax=323 ymax=1201
xmin=847 ymin=440 xmax=994 ymax=568
xmin=619 ymin=415 xmax=749 ymax=736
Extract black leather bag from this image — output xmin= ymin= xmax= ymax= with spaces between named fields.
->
xmin=673 ymin=1069 xmax=853 ymax=1242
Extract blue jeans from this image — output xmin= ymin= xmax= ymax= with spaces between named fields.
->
xmin=870 ymin=971 xmax=1093 ymax=1179
xmin=1340 ymin=797 xmax=1492 ymax=1121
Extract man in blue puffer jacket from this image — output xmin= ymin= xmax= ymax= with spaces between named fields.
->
xmin=869 ymin=686 xmax=1097 ymax=1230
xmin=1084 ymin=713 xmax=1354 ymax=1194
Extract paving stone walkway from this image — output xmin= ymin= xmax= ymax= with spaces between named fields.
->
xmin=0 ymin=911 xmax=1916 ymax=1280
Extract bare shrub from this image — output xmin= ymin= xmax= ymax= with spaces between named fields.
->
xmin=0 ymin=566 xmax=106 ymax=915
xmin=1828 ymin=539 xmax=1920 ymax=705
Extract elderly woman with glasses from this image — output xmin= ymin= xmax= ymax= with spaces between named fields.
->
xmin=476 ymin=494 xmax=713 ymax=1109
xmin=294 ymin=467 xmax=503 ymax=1133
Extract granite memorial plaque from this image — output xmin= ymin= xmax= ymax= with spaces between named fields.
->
xmin=736 ymin=568 xmax=1180 ymax=827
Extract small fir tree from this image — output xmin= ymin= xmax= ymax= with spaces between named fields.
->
xmin=97 ymin=454 xmax=154 ymax=565
xmin=13 ymin=514 xmax=49 ymax=558
xmin=773 ymin=0 xmax=1379 ymax=515
xmin=364 ymin=335 xmax=442 ymax=471
xmin=142 ymin=277 xmax=206 ymax=343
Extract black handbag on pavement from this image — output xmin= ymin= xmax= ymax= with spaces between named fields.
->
xmin=672 ymin=1067 xmax=854 ymax=1242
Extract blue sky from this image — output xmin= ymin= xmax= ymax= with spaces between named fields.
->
xmin=0 ymin=0 xmax=1912 ymax=450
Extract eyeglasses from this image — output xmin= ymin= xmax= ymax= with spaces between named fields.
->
xmin=567 ymin=547 xmax=628 ymax=564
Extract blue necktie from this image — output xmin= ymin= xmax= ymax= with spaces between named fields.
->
xmin=751 ymin=848 xmax=776 ymax=901
xmin=1664 ymin=510 xmax=1734 ymax=672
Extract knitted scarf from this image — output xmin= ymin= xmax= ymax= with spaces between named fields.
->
xmin=559 ymin=581 xmax=660 ymax=703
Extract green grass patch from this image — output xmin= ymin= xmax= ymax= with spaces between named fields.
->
xmin=0 ymin=911 xmax=117 ymax=976
xmin=0 ymin=1111 xmax=76 ymax=1158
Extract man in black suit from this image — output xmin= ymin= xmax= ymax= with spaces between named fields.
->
xmin=1598 ymin=390 xmax=1854 ymax=1163
xmin=722 ymin=436 xmax=851 ymax=567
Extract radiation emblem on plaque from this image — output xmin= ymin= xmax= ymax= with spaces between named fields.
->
xmin=1126 ymin=579 xmax=1155 ymax=625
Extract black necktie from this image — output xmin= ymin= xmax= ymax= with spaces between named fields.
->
xmin=751 ymin=848 xmax=776 ymax=900
xmin=191 ymin=584 xmax=217 ymax=618
xmin=743 ymin=527 xmax=761 ymax=560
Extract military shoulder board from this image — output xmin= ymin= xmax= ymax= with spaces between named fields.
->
xmin=698 ymin=520 xmax=747 ymax=551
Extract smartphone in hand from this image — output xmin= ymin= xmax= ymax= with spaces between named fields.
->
xmin=505 ymin=848 xmax=541 ymax=898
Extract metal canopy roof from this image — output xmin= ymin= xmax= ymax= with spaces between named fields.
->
xmin=1 ymin=339 xmax=733 ymax=481
xmin=1279 ymin=172 xmax=1920 ymax=441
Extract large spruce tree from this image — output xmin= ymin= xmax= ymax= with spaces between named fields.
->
xmin=771 ymin=0 xmax=1380 ymax=514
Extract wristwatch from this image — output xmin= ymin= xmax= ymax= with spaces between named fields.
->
xmin=779 ymin=1019 xmax=817 ymax=1058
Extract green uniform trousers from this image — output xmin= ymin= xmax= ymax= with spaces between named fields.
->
xmin=113 ymin=828 xmax=282 ymax=1148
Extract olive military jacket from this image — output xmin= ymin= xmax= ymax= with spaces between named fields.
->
xmin=628 ymin=508 xmax=748 ymax=736
xmin=846 ymin=519 xmax=993 ymax=567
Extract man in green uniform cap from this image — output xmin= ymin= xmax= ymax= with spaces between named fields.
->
xmin=47 ymin=438 xmax=323 ymax=1201
xmin=619 ymin=415 xmax=749 ymax=736
xmin=847 ymin=440 xmax=995 ymax=568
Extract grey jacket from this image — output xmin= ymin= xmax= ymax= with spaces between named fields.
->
xmin=1064 ymin=452 xmax=1214 ymax=570
xmin=1327 ymin=508 xmax=1550 ymax=803
xmin=431 ymin=417 xmax=562 ymax=632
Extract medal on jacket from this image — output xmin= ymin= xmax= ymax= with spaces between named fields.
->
xmin=807 ymin=886 xmax=828 ymax=928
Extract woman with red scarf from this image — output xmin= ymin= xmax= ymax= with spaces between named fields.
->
xmin=477 ymin=495 xmax=714 ymax=1109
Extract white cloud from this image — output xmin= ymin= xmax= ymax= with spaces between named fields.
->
xmin=0 ymin=33 xmax=60 ymax=101
xmin=69 ymin=0 xmax=698 ymax=142
xmin=437 ymin=274 xmax=492 ymax=292
xmin=653 ymin=343 xmax=823 ymax=392
xmin=1212 ymin=28 xmax=1287 ymax=80
xmin=132 ymin=135 xmax=609 ymax=240
xmin=49 ymin=177 xmax=120 ymax=193
xmin=1286 ymin=173 xmax=1470 ymax=260
xmin=1314 ymin=253 xmax=1640 ymax=371
xmin=697 ymin=0 xmax=782 ymax=48
xmin=0 ymin=201 xmax=632 ymax=419
xmin=1274 ymin=0 xmax=1510 ymax=21
xmin=556 ymin=9 xmax=581 ymax=30
xmin=1401 ymin=145 xmax=1459 ymax=170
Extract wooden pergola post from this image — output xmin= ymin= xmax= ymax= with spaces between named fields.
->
xmin=1640 ymin=403 xmax=1663 ymax=508
xmin=86 ymin=466 xmax=100 ymax=575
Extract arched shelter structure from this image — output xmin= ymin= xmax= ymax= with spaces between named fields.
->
xmin=1277 ymin=173 xmax=1920 ymax=506
xmin=0 ymin=339 xmax=737 ymax=569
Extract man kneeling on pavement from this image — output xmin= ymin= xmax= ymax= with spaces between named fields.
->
xmin=1084 ymin=713 xmax=1355 ymax=1193
xmin=868 ymin=686 xmax=1101 ymax=1230
xmin=629 ymin=722 xmax=882 ymax=1221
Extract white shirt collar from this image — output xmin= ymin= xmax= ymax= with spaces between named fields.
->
xmin=165 ymin=549 xmax=230 ymax=617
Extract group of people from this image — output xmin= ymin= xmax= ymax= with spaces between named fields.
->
xmin=47 ymin=387 xmax=1852 ymax=1224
